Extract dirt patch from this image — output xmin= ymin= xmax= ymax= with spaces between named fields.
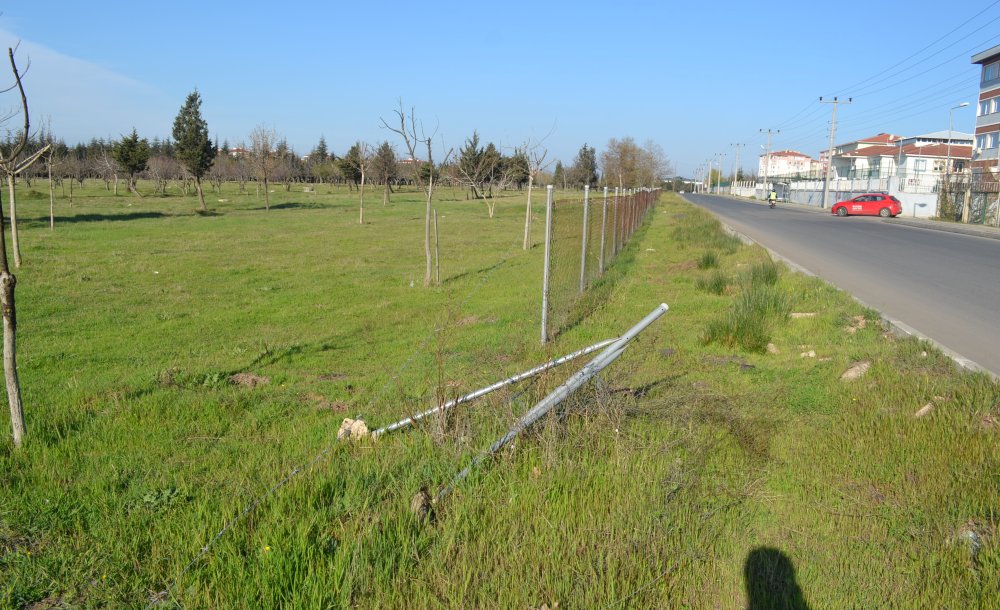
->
xmin=844 ymin=315 xmax=868 ymax=334
xmin=304 ymin=392 xmax=348 ymax=411
xmin=26 ymin=595 xmax=68 ymax=610
xmin=229 ymin=373 xmax=270 ymax=388
xmin=840 ymin=361 xmax=871 ymax=381
xmin=317 ymin=372 xmax=348 ymax=381
xmin=670 ymin=260 xmax=697 ymax=271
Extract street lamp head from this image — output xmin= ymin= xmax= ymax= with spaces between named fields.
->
xmin=958 ymin=102 xmax=969 ymax=108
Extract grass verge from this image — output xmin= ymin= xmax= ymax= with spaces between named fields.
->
xmin=0 ymin=184 xmax=996 ymax=608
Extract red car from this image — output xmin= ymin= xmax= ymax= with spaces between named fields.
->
xmin=831 ymin=193 xmax=903 ymax=217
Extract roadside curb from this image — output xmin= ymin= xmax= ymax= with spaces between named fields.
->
xmin=717 ymin=220 xmax=998 ymax=380
xmin=884 ymin=217 xmax=1000 ymax=241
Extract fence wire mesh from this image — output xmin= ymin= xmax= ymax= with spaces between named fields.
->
xmin=543 ymin=186 xmax=660 ymax=341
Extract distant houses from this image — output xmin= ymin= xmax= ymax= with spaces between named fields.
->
xmin=759 ymin=132 xmax=973 ymax=181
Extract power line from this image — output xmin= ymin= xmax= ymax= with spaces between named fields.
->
xmin=849 ymin=31 xmax=1000 ymax=97
xmin=834 ymin=0 xmax=1000 ymax=95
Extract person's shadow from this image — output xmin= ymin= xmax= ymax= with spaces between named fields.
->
xmin=744 ymin=547 xmax=811 ymax=610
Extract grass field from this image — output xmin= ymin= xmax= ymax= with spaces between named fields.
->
xmin=1 ymin=180 xmax=998 ymax=608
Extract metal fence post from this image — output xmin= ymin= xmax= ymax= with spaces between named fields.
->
xmin=599 ymin=186 xmax=608 ymax=275
xmin=612 ymin=187 xmax=619 ymax=256
xmin=579 ymin=185 xmax=590 ymax=294
xmin=541 ymin=185 xmax=554 ymax=344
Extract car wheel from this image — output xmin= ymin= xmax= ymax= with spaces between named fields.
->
xmin=879 ymin=208 xmax=890 ymax=218
xmin=836 ymin=207 xmax=848 ymax=217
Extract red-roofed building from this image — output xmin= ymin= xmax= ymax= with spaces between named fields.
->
xmin=825 ymin=132 xmax=972 ymax=181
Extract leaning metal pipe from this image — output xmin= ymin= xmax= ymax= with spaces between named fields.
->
xmin=370 ymin=337 xmax=619 ymax=439
xmin=439 ymin=303 xmax=669 ymax=498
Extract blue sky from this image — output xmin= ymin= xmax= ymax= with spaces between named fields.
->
xmin=2 ymin=1 xmax=998 ymax=177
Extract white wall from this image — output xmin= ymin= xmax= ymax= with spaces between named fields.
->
xmin=742 ymin=177 xmax=940 ymax=218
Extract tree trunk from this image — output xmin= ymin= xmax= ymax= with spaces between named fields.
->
xmin=69 ymin=177 xmax=74 ymax=204
xmin=0 ymin=187 xmax=23 ymax=447
xmin=523 ymin=174 xmax=534 ymax=249
xmin=383 ymin=180 xmax=389 ymax=206
xmin=195 ymin=175 xmax=207 ymax=211
xmin=1 ymin=269 xmax=22 ymax=447
xmin=359 ymin=171 xmax=365 ymax=224
xmin=128 ymin=177 xmax=143 ymax=199
xmin=113 ymin=174 xmax=119 ymax=196
xmin=424 ymin=175 xmax=433 ymax=287
xmin=48 ymin=165 xmax=54 ymax=230
xmin=6 ymin=174 xmax=21 ymax=268
xmin=263 ymin=178 xmax=269 ymax=210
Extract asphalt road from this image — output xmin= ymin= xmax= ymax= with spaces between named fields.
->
xmin=683 ymin=193 xmax=1000 ymax=377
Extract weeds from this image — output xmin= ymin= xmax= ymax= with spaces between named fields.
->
xmin=697 ymin=270 xmax=729 ymax=295
xmin=698 ymin=251 xmax=719 ymax=269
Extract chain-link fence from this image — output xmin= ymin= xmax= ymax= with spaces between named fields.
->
xmin=541 ymin=185 xmax=660 ymax=342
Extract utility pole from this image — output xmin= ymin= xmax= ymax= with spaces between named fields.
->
xmin=717 ymin=153 xmax=726 ymax=194
xmin=731 ymin=143 xmax=744 ymax=194
xmin=820 ymin=96 xmax=851 ymax=209
xmin=760 ymin=129 xmax=778 ymax=200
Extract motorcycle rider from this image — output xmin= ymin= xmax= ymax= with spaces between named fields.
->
xmin=768 ymin=189 xmax=777 ymax=208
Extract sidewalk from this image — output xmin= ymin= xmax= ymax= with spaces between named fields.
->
xmin=715 ymin=192 xmax=1000 ymax=241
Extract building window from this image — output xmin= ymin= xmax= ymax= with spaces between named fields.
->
xmin=993 ymin=99 xmax=999 ymax=114
xmin=985 ymin=62 xmax=1000 ymax=84
xmin=981 ymin=101 xmax=991 ymax=116
xmin=990 ymin=133 xmax=999 ymax=149
xmin=978 ymin=134 xmax=989 ymax=149
xmin=915 ymin=159 xmax=927 ymax=172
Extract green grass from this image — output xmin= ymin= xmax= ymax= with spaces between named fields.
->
xmin=697 ymin=251 xmax=719 ymax=269
xmin=1 ymin=183 xmax=998 ymax=608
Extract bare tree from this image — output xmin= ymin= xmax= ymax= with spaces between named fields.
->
xmin=381 ymin=101 xmax=451 ymax=286
xmin=455 ymin=132 xmax=506 ymax=218
xmin=0 ymin=63 xmax=50 ymax=269
xmin=341 ymin=141 xmax=372 ymax=224
xmin=249 ymin=125 xmax=278 ymax=210
xmin=0 ymin=47 xmax=44 ymax=447
xmin=521 ymin=140 xmax=551 ymax=249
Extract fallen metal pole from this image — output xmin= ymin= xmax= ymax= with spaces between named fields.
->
xmin=440 ymin=303 xmax=668 ymax=498
xmin=371 ymin=337 xmax=619 ymax=438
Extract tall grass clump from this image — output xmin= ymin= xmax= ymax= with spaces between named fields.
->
xmin=704 ymin=272 xmax=790 ymax=352
xmin=696 ymin=270 xmax=729 ymax=295
xmin=697 ymin=251 xmax=719 ymax=269
xmin=747 ymin=260 xmax=780 ymax=286
xmin=671 ymin=210 xmax=743 ymax=254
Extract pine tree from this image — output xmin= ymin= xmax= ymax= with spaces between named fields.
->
xmin=172 ymin=90 xmax=215 ymax=211
xmin=311 ymin=136 xmax=329 ymax=163
xmin=112 ymin=127 xmax=150 ymax=197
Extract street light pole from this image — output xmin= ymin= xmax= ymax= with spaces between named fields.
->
xmin=946 ymin=102 xmax=969 ymax=221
